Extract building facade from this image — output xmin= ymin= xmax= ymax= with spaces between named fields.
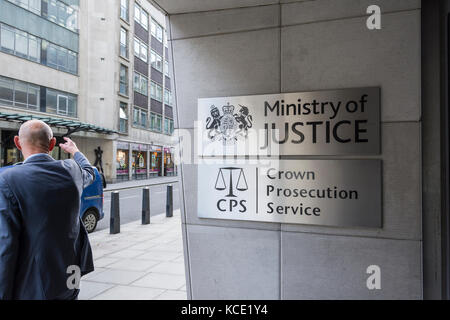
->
xmin=82 ymin=0 xmax=177 ymax=183
xmin=0 ymin=0 xmax=177 ymax=183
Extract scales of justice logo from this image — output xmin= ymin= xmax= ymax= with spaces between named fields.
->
xmin=205 ymin=103 xmax=253 ymax=145
xmin=214 ymin=168 xmax=249 ymax=214
xmin=215 ymin=167 xmax=248 ymax=197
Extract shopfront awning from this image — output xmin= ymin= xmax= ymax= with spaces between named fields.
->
xmin=0 ymin=111 xmax=118 ymax=135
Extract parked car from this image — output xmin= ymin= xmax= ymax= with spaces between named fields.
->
xmin=0 ymin=164 xmax=104 ymax=233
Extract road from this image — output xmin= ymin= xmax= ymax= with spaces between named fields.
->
xmin=95 ymin=182 xmax=181 ymax=232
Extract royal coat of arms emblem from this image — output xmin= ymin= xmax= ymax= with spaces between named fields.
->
xmin=206 ymin=103 xmax=253 ymax=145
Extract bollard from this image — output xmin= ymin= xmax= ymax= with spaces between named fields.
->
xmin=166 ymin=184 xmax=173 ymax=218
xmin=142 ymin=187 xmax=150 ymax=225
xmin=110 ymin=191 xmax=120 ymax=234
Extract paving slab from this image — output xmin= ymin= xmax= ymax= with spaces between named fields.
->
xmin=79 ymin=210 xmax=187 ymax=300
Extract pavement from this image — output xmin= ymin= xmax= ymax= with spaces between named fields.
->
xmin=79 ymin=209 xmax=187 ymax=300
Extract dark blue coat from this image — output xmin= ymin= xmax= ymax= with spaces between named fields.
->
xmin=0 ymin=152 xmax=95 ymax=300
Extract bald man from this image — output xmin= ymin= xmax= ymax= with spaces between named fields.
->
xmin=0 ymin=120 xmax=95 ymax=300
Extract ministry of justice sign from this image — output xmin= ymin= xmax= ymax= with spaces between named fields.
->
xmin=197 ymin=160 xmax=382 ymax=228
xmin=198 ymin=87 xmax=380 ymax=156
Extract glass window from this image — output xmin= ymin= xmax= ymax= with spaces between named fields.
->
xmin=45 ymin=89 xmax=76 ymax=117
xmin=164 ymin=89 xmax=172 ymax=106
xmin=164 ymin=30 xmax=168 ymax=47
xmin=120 ymin=0 xmax=129 ymax=21
xmin=164 ymin=60 xmax=169 ymax=76
xmin=57 ymin=94 xmax=68 ymax=115
xmin=14 ymin=81 xmax=28 ymax=108
xmin=150 ymin=20 xmax=156 ymax=36
xmin=120 ymin=27 xmax=128 ymax=58
xmin=28 ymin=35 xmax=40 ymax=62
xmin=156 ymin=114 xmax=162 ymax=132
xmin=48 ymin=0 xmax=57 ymax=22
xmin=150 ymin=50 xmax=162 ymax=72
xmin=46 ymin=89 xmax=57 ymax=114
xmin=119 ymin=102 xmax=128 ymax=133
xmin=31 ymin=0 xmax=78 ymax=32
xmin=47 ymin=44 xmax=58 ymax=68
xmin=67 ymin=95 xmax=76 ymax=117
xmin=0 ymin=25 xmax=15 ymax=53
xmin=140 ymin=110 xmax=147 ymax=127
xmin=44 ymin=41 xmax=77 ymax=74
xmin=0 ymin=77 xmax=14 ymax=106
xmin=133 ymin=107 xmax=147 ymax=128
xmin=27 ymin=84 xmax=39 ymax=110
xmin=15 ymin=30 xmax=28 ymax=58
xmin=164 ymin=117 xmax=169 ymax=134
xmin=68 ymin=51 xmax=77 ymax=74
xmin=141 ymin=10 xmax=148 ymax=30
xmin=141 ymin=77 xmax=148 ymax=96
xmin=134 ymin=4 xmax=148 ymax=30
xmin=1 ymin=24 xmax=78 ymax=73
xmin=151 ymin=19 xmax=163 ymax=42
xmin=0 ymin=76 xmax=42 ymax=110
xmin=119 ymin=64 xmax=128 ymax=96
xmin=134 ymin=72 xmax=148 ymax=96
xmin=156 ymin=85 xmax=162 ymax=102
xmin=7 ymin=0 xmax=41 ymax=15
xmin=133 ymin=37 xmax=147 ymax=62
xmin=133 ymin=107 xmax=139 ymax=125
xmin=57 ymin=2 xmax=67 ymax=27
xmin=57 ymin=47 xmax=68 ymax=72
xmin=150 ymin=81 xmax=162 ymax=102
xmin=150 ymin=113 xmax=162 ymax=132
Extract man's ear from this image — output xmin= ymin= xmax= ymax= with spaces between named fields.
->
xmin=49 ymin=137 xmax=56 ymax=152
xmin=14 ymin=136 xmax=22 ymax=151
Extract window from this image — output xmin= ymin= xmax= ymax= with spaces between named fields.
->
xmin=1 ymin=24 xmax=42 ymax=63
xmin=0 ymin=77 xmax=14 ymax=106
xmin=133 ymin=72 xmax=148 ymax=96
xmin=120 ymin=27 xmax=128 ymax=58
xmin=164 ymin=60 xmax=169 ymax=76
xmin=150 ymin=81 xmax=162 ymax=102
xmin=133 ymin=107 xmax=147 ymax=128
xmin=150 ymin=113 xmax=162 ymax=132
xmin=0 ymin=76 xmax=40 ymax=111
xmin=164 ymin=117 xmax=170 ymax=134
xmin=45 ymin=42 xmax=76 ymax=73
xmin=43 ymin=0 xmax=78 ymax=32
xmin=164 ymin=30 xmax=168 ymax=47
xmin=28 ymin=35 xmax=40 ymax=62
xmin=164 ymin=118 xmax=174 ymax=135
xmin=150 ymin=50 xmax=162 ymax=72
xmin=133 ymin=37 xmax=148 ymax=62
xmin=151 ymin=19 xmax=163 ymax=42
xmin=0 ymin=25 xmax=15 ymax=53
xmin=46 ymin=88 xmax=77 ymax=117
xmin=119 ymin=102 xmax=128 ymax=133
xmin=120 ymin=0 xmax=129 ymax=21
xmin=164 ymin=89 xmax=172 ymax=106
xmin=67 ymin=51 xmax=77 ymax=74
xmin=170 ymin=119 xmax=174 ymax=134
xmin=7 ymin=0 xmax=41 ymax=15
xmin=0 ymin=24 xmax=78 ymax=74
xmin=134 ymin=4 xmax=148 ymax=30
xmin=13 ymin=81 xmax=28 ymax=108
xmin=15 ymin=30 xmax=28 ymax=58
xmin=119 ymin=65 xmax=128 ymax=96
xmin=57 ymin=94 xmax=68 ymax=115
